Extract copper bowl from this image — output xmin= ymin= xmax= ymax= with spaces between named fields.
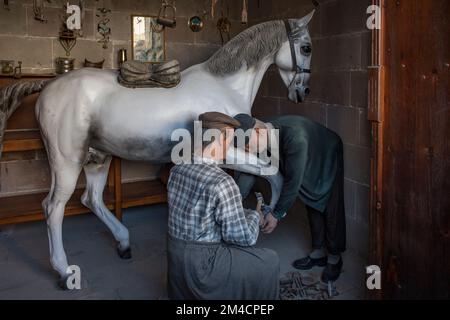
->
xmin=84 ymin=59 xmax=105 ymax=69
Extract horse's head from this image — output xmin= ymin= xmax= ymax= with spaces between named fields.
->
xmin=275 ymin=11 xmax=315 ymax=103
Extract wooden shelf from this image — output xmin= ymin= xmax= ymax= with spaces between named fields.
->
xmin=0 ymin=74 xmax=168 ymax=227
xmin=3 ymin=131 xmax=44 ymax=152
xmin=121 ymin=180 xmax=167 ymax=209
xmin=0 ymin=180 xmax=167 ymax=226
xmin=0 ymin=73 xmax=57 ymax=79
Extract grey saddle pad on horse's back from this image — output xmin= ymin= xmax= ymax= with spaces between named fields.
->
xmin=118 ymin=60 xmax=181 ymax=88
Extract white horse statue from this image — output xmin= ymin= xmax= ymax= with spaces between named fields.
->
xmin=0 ymin=12 xmax=314 ymax=287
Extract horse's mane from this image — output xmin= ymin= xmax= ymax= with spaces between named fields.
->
xmin=206 ymin=20 xmax=287 ymax=76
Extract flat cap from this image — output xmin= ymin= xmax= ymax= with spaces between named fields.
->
xmin=199 ymin=112 xmax=241 ymax=130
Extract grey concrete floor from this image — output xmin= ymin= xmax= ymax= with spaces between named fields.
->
xmin=0 ymin=204 xmax=367 ymax=300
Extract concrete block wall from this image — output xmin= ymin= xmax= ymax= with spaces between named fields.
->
xmin=249 ymin=0 xmax=372 ymax=259
xmin=1 ymin=0 xmax=372 ymax=260
xmin=0 ymin=0 xmax=244 ymax=196
xmin=0 ymin=0 xmax=246 ymax=72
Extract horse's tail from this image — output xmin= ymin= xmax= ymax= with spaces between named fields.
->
xmin=0 ymin=80 xmax=49 ymax=158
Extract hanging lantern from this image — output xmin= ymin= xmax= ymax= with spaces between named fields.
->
xmin=59 ymin=29 xmax=77 ymax=56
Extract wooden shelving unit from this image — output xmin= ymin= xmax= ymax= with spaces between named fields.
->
xmin=0 ymin=180 xmax=166 ymax=226
xmin=0 ymin=74 xmax=167 ymax=226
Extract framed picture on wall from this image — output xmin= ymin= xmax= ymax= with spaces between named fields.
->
xmin=131 ymin=16 xmax=165 ymax=62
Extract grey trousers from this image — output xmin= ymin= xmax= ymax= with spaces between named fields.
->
xmin=167 ymin=235 xmax=280 ymax=300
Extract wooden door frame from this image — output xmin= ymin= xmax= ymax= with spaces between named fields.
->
xmin=368 ymin=0 xmax=386 ymax=300
xmin=369 ymin=0 xmax=449 ymax=299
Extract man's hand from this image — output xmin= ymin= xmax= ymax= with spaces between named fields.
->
xmin=262 ymin=213 xmax=278 ymax=234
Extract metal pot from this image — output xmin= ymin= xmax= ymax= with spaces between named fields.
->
xmin=0 ymin=60 xmax=15 ymax=75
xmin=55 ymin=57 xmax=75 ymax=74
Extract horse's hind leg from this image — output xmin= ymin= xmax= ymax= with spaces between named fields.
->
xmin=43 ymin=158 xmax=83 ymax=289
xmin=81 ymin=148 xmax=131 ymax=259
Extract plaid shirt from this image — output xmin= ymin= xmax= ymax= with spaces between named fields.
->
xmin=167 ymin=158 xmax=260 ymax=246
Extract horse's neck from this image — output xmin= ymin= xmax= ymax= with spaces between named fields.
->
xmin=180 ymin=56 xmax=274 ymax=115
xmin=221 ymin=57 xmax=274 ymax=110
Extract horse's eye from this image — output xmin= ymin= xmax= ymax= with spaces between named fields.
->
xmin=301 ymin=45 xmax=312 ymax=56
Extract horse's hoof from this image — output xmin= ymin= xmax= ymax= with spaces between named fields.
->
xmin=117 ymin=246 xmax=132 ymax=260
xmin=57 ymin=276 xmax=70 ymax=290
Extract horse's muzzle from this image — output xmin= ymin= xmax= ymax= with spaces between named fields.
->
xmin=289 ymin=85 xmax=310 ymax=103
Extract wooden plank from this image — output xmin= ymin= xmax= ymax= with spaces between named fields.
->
xmin=381 ymin=0 xmax=449 ymax=299
xmin=368 ymin=0 xmax=386 ymax=300
xmin=0 ymin=180 xmax=167 ymax=226
xmin=0 ymin=74 xmax=56 ymax=79
xmin=5 ymin=94 xmax=41 ymax=130
xmin=122 ymin=180 xmax=167 ymax=208
xmin=4 ymin=131 xmax=42 ymax=140
xmin=367 ymin=66 xmax=385 ymax=122
xmin=0 ymin=187 xmax=113 ymax=222
xmin=107 ymin=159 xmax=115 ymax=192
xmin=3 ymin=138 xmax=44 ymax=152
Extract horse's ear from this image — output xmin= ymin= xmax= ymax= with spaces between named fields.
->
xmin=294 ymin=10 xmax=315 ymax=29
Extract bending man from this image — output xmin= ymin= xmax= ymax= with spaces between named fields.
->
xmin=234 ymin=114 xmax=346 ymax=283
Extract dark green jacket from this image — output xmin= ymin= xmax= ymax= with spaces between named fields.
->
xmin=269 ymin=115 xmax=343 ymax=219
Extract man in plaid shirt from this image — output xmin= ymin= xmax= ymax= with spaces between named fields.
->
xmin=166 ymin=112 xmax=280 ymax=300
xmin=168 ymin=160 xmax=260 ymax=246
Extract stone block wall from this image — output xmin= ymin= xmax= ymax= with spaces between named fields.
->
xmin=1 ymin=0 xmax=372 ymax=260
xmin=0 ymin=0 xmax=244 ymax=196
xmin=249 ymin=0 xmax=372 ymax=259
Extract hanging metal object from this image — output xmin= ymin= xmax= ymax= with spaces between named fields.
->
xmin=153 ymin=0 xmax=177 ymax=33
xmin=241 ymin=0 xmax=248 ymax=25
xmin=118 ymin=49 xmax=127 ymax=67
xmin=33 ymin=0 xmax=51 ymax=22
xmin=217 ymin=5 xmax=231 ymax=46
xmin=217 ymin=16 xmax=231 ymax=45
xmin=211 ymin=0 xmax=218 ymax=18
xmin=14 ymin=61 xmax=22 ymax=79
xmin=96 ymin=7 xmax=111 ymax=49
xmin=59 ymin=28 xmax=77 ymax=56
xmin=188 ymin=15 xmax=204 ymax=32
xmin=3 ymin=0 xmax=10 ymax=11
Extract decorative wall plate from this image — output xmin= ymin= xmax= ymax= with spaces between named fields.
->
xmin=188 ymin=16 xmax=204 ymax=32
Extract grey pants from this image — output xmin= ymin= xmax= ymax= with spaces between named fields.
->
xmin=167 ymin=235 xmax=280 ymax=300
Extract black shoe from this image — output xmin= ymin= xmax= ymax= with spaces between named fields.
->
xmin=321 ymin=257 xmax=343 ymax=282
xmin=292 ymin=256 xmax=327 ymax=270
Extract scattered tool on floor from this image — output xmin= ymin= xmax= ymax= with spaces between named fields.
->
xmin=279 ymin=271 xmax=339 ymax=300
